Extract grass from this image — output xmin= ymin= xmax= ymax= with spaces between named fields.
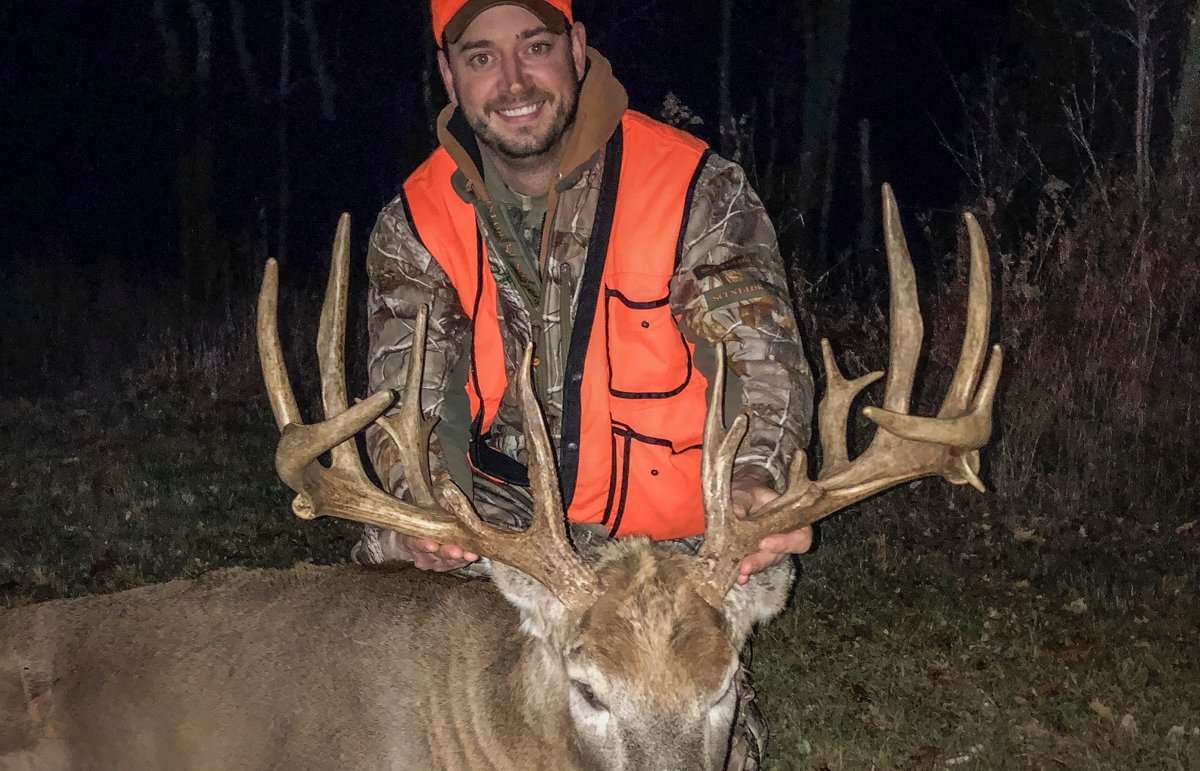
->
xmin=754 ymin=497 xmax=1200 ymax=770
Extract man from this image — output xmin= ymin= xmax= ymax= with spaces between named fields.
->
xmin=355 ymin=1 xmax=815 ymax=766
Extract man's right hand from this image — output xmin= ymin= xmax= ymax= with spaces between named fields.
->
xmin=383 ymin=531 xmax=480 ymax=572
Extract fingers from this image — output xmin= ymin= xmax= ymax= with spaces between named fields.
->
xmin=759 ymin=525 xmax=813 ymax=556
xmin=736 ymin=550 xmax=786 ymax=584
xmin=735 ymin=525 xmax=815 ymax=584
xmin=402 ymin=535 xmax=479 ymax=572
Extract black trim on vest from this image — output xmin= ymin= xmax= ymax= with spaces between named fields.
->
xmin=605 ymin=288 xmax=669 ymax=309
xmin=601 ymin=429 xmax=618 ymax=527
xmin=467 ymin=228 xmax=530 ymax=488
xmin=674 ymin=149 xmax=712 ymax=272
xmin=559 ymin=124 xmax=624 ymax=511
xmin=607 ymin=429 xmax=633 ymax=537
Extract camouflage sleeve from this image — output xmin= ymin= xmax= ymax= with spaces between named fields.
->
xmin=364 ymin=196 xmax=472 ymax=497
xmin=670 ymin=155 xmax=814 ymax=492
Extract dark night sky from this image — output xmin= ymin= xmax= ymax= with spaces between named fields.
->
xmin=1 ymin=1 xmax=1013 ymax=274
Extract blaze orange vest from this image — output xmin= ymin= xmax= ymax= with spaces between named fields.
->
xmin=403 ymin=112 xmax=711 ymax=539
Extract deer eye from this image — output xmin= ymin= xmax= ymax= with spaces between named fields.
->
xmin=571 ymin=679 xmax=607 ymax=712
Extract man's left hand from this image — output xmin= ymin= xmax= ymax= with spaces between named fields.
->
xmin=730 ymin=480 xmax=813 ymax=584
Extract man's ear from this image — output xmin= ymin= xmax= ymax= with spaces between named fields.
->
xmin=436 ymin=48 xmax=458 ymax=106
xmin=569 ymin=22 xmax=587 ymax=80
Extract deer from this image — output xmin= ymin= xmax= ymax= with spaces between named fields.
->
xmin=0 ymin=185 xmax=1001 ymax=770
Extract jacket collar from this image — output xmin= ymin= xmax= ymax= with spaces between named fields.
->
xmin=437 ymin=48 xmax=628 ymax=202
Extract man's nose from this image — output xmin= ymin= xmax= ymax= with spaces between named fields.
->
xmin=501 ymin=56 xmax=529 ymax=93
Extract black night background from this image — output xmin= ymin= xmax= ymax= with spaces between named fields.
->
xmin=1 ymin=1 xmax=1198 ymax=767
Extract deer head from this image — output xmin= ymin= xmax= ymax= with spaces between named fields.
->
xmin=256 ymin=184 xmax=1001 ymax=768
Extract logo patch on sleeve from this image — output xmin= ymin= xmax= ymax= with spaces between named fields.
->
xmin=702 ymin=279 xmax=770 ymax=311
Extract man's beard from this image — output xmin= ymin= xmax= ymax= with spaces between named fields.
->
xmin=467 ymin=80 xmax=581 ymax=161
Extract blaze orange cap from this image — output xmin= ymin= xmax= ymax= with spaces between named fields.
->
xmin=432 ymin=0 xmax=573 ymax=47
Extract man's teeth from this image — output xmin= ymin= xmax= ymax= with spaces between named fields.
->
xmin=499 ymin=103 xmax=540 ymax=117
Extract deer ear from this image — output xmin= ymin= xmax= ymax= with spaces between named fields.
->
xmin=492 ymin=562 xmax=570 ymax=641
xmin=721 ymin=560 xmax=795 ymax=647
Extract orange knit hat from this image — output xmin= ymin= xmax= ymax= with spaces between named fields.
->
xmin=432 ymin=0 xmax=573 ymax=46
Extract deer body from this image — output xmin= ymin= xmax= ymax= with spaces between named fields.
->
xmin=2 ymin=565 xmax=516 ymax=770
xmin=1 ymin=538 xmax=788 ymax=771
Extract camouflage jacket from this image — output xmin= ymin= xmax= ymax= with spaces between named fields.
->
xmin=364 ymin=50 xmax=813 ymax=524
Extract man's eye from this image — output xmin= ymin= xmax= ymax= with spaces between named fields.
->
xmin=529 ymin=42 xmax=550 ymax=55
xmin=469 ymin=53 xmax=491 ymax=67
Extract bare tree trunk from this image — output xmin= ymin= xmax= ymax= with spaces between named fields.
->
xmin=816 ymin=96 xmax=840 ymax=268
xmin=762 ymin=82 xmax=778 ymax=203
xmin=1173 ymin=0 xmax=1200 ymax=161
xmin=152 ymin=0 xmax=183 ymax=84
xmin=796 ymin=0 xmax=851 ymax=270
xmin=856 ymin=118 xmax=875 ymax=255
xmin=229 ymin=0 xmax=261 ymax=99
xmin=1124 ymin=0 xmax=1162 ymax=206
xmin=277 ymin=0 xmax=292 ymax=264
xmin=301 ymin=0 xmax=335 ymax=121
xmin=718 ymin=0 xmax=735 ymax=160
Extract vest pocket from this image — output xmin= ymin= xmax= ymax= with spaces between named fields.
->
xmin=604 ymin=424 xmax=703 ymax=539
xmin=605 ymin=286 xmax=692 ymax=398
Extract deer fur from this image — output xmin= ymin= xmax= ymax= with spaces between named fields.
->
xmin=0 ymin=537 xmax=792 ymax=770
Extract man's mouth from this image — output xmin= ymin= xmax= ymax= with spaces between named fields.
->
xmin=496 ymin=102 xmax=543 ymax=119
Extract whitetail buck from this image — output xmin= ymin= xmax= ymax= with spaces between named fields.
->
xmin=0 ymin=185 xmax=1000 ymax=770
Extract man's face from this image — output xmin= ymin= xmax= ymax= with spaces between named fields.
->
xmin=438 ymin=5 xmax=587 ymax=162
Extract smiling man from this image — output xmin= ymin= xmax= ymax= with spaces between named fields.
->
xmin=356 ymin=3 xmax=816 ymax=767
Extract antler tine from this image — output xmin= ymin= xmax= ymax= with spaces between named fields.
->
xmin=692 ymin=344 xmax=750 ymax=582
xmin=257 ymin=250 xmax=394 ymax=496
xmin=938 ymin=212 xmax=991 ymax=418
xmin=434 ymin=346 xmax=599 ymax=609
xmin=512 ymin=345 xmax=601 ymax=604
xmin=258 ymin=259 xmax=302 ymax=431
xmin=880 ymin=183 xmax=923 ymax=414
xmin=317 ymin=213 xmax=366 ymax=475
xmin=817 ymin=338 xmax=884 ymax=478
xmin=372 ymin=306 xmax=440 ymax=508
xmin=863 ymin=208 xmax=1002 ymax=454
xmin=689 ymin=186 xmax=1004 ymax=606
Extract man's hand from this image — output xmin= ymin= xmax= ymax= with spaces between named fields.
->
xmin=383 ymin=531 xmax=479 ymax=572
xmin=731 ymin=479 xmax=813 ymax=584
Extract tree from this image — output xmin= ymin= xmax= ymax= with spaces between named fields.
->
xmin=1173 ymin=0 xmax=1200 ymax=160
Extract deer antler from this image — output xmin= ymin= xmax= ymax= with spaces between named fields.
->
xmin=691 ymin=184 xmax=1003 ymax=607
xmin=257 ymin=214 xmax=598 ymax=609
